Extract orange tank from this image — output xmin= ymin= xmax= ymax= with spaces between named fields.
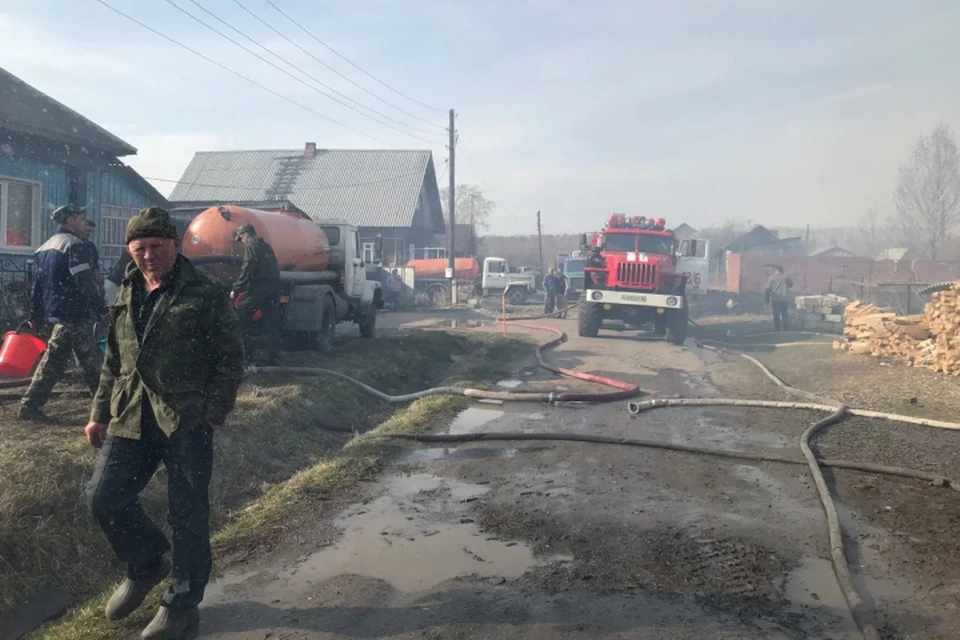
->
xmin=183 ymin=205 xmax=331 ymax=284
xmin=407 ymin=257 xmax=480 ymax=281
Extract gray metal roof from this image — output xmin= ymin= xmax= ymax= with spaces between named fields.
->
xmin=0 ymin=66 xmax=136 ymax=156
xmin=170 ymin=148 xmax=444 ymax=231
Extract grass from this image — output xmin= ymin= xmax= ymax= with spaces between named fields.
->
xmin=0 ymin=330 xmax=523 ymax=639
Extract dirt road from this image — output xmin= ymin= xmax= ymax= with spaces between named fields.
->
xmin=191 ymin=313 xmax=960 ymax=639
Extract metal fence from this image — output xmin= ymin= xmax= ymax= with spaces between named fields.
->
xmin=0 ymin=258 xmax=34 ymax=332
xmin=846 ymin=282 xmax=932 ymax=316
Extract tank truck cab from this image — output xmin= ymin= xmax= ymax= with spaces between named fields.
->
xmin=481 ymin=257 xmax=537 ymax=304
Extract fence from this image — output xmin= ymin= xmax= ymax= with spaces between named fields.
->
xmin=0 ymin=258 xmax=34 ymax=332
xmin=846 ymin=282 xmax=930 ymax=316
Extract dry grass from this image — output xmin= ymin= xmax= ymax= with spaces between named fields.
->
xmin=0 ymin=330 xmax=522 ymax=638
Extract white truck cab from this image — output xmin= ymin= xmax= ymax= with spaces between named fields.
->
xmin=675 ymin=236 xmax=710 ymax=296
xmin=481 ymin=257 xmax=536 ymax=304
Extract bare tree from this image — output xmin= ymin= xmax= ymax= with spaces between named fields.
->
xmin=857 ymin=207 xmax=884 ymax=258
xmin=894 ymin=122 xmax=960 ymax=260
xmin=440 ymin=184 xmax=495 ymax=230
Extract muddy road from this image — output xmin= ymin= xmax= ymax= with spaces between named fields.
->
xmin=192 ymin=314 xmax=958 ymax=639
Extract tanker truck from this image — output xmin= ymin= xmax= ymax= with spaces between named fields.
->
xmin=182 ymin=205 xmax=382 ymax=351
xmin=407 ymin=251 xmax=535 ymax=305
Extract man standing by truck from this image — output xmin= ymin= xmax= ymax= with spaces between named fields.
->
xmin=232 ymin=224 xmax=281 ymax=365
xmin=85 ymin=207 xmax=244 ymax=639
xmin=764 ymin=265 xmax=794 ymax=332
xmin=555 ymin=266 xmax=568 ymax=318
xmin=18 ymin=204 xmax=104 ymax=422
xmin=543 ymin=267 xmax=557 ymax=314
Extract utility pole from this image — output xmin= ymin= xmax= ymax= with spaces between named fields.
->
xmin=447 ymin=108 xmax=457 ymax=304
xmin=537 ymin=210 xmax=544 ymax=285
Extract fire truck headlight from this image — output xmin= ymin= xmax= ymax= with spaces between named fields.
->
xmin=666 ymin=296 xmax=679 ymax=307
xmin=591 ymin=291 xmax=603 ymax=301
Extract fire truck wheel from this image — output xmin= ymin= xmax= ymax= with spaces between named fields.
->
xmin=667 ymin=306 xmax=688 ymax=345
xmin=654 ymin=314 xmax=668 ymax=336
xmin=578 ymin=302 xmax=602 ymax=337
xmin=359 ymin=306 xmax=377 ymax=339
xmin=506 ymin=286 xmax=527 ymax=305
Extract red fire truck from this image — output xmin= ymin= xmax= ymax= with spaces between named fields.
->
xmin=579 ymin=214 xmax=706 ymax=345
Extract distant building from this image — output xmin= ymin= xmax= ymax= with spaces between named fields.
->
xmin=876 ymin=247 xmax=919 ymax=262
xmin=170 ymin=143 xmax=445 ymax=266
xmin=672 ymin=223 xmax=701 ymax=238
xmin=724 ymin=225 xmax=805 ymax=256
xmin=809 ymin=246 xmax=859 ymax=259
xmin=0 ymin=67 xmax=167 ymax=266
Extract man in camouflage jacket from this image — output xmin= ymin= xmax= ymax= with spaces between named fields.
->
xmin=85 ymin=207 xmax=244 ymax=639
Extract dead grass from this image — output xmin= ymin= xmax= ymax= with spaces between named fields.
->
xmin=1 ymin=330 xmax=522 ymax=639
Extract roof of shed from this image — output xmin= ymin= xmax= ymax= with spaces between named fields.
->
xmin=170 ymin=148 xmax=444 ymax=231
xmin=0 ymin=67 xmax=136 ymax=156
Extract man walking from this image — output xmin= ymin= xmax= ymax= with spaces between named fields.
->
xmin=543 ymin=267 xmax=557 ymax=314
xmin=85 ymin=207 xmax=244 ymax=639
xmin=555 ymin=266 xmax=568 ymax=318
xmin=18 ymin=204 xmax=104 ymax=422
xmin=764 ymin=265 xmax=794 ymax=332
xmin=232 ymin=224 xmax=281 ymax=366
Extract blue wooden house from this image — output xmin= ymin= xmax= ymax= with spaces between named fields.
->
xmin=0 ymin=66 xmax=167 ymax=270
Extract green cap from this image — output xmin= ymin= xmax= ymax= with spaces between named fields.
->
xmin=125 ymin=207 xmax=179 ymax=244
xmin=51 ymin=203 xmax=86 ymax=225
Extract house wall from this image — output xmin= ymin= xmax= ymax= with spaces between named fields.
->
xmin=726 ymin=252 xmax=960 ymax=295
xmin=0 ymin=155 xmax=70 ymax=251
xmin=359 ymin=226 xmax=438 ymax=266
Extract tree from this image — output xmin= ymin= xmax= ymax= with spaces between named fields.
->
xmin=439 ymin=184 xmax=495 ymax=230
xmin=857 ymin=207 xmax=884 ymax=259
xmin=894 ymin=122 xmax=960 ymax=260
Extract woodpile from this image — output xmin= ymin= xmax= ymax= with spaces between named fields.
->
xmin=925 ymin=283 xmax=960 ymax=374
xmin=836 ymin=289 xmax=960 ymax=374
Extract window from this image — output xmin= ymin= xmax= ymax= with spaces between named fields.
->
xmin=1 ymin=178 xmax=41 ymax=249
xmin=100 ymin=204 xmax=140 ymax=260
xmin=319 ymin=226 xmax=341 ymax=246
xmin=487 ymin=260 xmax=506 ymax=274
xmin=362 ymin=242 xmax=376 ymax=264
xmin=680 ymin=239 xmax=707 ymax=258
xmin=603 ymin=234 xmax=636 ymax=252
xmin=638 ymin=235 xmax=675 ymax=255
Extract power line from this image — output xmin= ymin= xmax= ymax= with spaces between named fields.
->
xmin=94 ymin=0 xmax=392 ymax=146
xmin=185 ymin=0 xmax=441 ymax=138
xmin=231 ymin=0 xmax=445 ymax=130
xmin=164 ymin=0 xmax=438 ymax=145
xmin=459 ymin=134 xmax=497 ymax=200
xmin=264 ymin=0 xmax=446 ymax=115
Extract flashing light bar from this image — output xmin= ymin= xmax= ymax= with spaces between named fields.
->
xmin=605 ymin=214 xmax=667 ymax=231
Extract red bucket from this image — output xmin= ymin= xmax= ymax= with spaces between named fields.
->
xmin=0 ymin=331 xmax=47 ymax=378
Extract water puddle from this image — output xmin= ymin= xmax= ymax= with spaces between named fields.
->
xmin=205 ymin=474 xmax=534 ymax=603
xmin=784 ymin=557 xmax=860 ymax=639
xmin=448 ymin=319 xmax=487 ymax=328
xmin=496 ymin=379 xmax=523 ymax=389
xmin=445 ymin=407 xmax=504 ymax=435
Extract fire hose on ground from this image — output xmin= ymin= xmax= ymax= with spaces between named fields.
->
xmin=217 ymin=307 xmax=960 ymax=640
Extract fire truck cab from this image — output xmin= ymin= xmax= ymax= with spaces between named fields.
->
xmin=579 ymin=214 xmax=707 ymax=344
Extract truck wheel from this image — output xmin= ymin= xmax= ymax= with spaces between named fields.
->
xmin=667 ymin=306 xmax=689 ymax=345
xmin=654 ymin=313 xmax=667 ymax=336
xmin=506 ymin=287 xmax=527 ymax=305
xmin=318 ymin=298 xmax=335 ymax=352
xmin=359 ymin=307 xmax=376 ymax=338
xmin=578 ymin=302 xmax=602 ymax=337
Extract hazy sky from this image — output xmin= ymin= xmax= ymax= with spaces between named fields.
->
xmin=2 ymin=0 xmax=959 ymax=235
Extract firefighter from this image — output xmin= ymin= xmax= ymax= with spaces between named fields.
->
xmin=231 ymin=224 xmax=281 ymax=365
xmin=764 ymin=264 xmax=794 ymax=332
xmin=543 ymin=267 xmax=557 ymax=314
xmin=85 ymin=207 xmax=244 ymax=639
xmin=18 ymin=204 xmax=104 ymax=422
xmin=555 ymin=266 xmax=568 ymax=318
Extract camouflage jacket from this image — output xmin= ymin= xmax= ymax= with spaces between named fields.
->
xmin=90 ymin=257 xmax=245 ymax=438
xmin=233 ymin=238 xmax=280 ymax=294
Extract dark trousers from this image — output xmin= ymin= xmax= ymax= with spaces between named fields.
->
xmin=544 ymin=292 xmax=556 ymax=314
xmin=23 ymin=320 xmax=102 ymax=408
xmin=237 ymin=289 xmax=280 ymax=364
xmin=87 ymin=408 xmax=214 ymax=610
xmin=772 ymin=301 xmax=789 ymax=332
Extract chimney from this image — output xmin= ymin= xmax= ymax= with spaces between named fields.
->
xmin=303 ymin=142 xmax=317 ymax=158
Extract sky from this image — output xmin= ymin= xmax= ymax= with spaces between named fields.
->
xmin=2 ymin=0 xmax=959 ymax=235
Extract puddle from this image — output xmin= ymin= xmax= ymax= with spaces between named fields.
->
xmin=205 ymin=474 xmax=534 ymax=603
xmin=445 ymin=407 xmax=504 ymax=435
xmin=784 ymin=557 xmax=860 ymax=639
xmin=448 ymin=319 xmax=487 ymax=328
xmin=496 ymin=379 xmax=523 ymax=389
xmin=406 ymin=445 xmax=550 ymax=463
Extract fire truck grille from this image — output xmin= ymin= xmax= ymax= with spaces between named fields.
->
xmin=617 ymin=262 xmax=657 ymax=287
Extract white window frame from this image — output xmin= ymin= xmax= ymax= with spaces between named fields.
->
xmin=362 ymin=242 xmax=376 ymax=264
xmin=100 ymin=204 xmax=140 ymax=261
xmin=0 ymin=176 xmax=42 ymax=252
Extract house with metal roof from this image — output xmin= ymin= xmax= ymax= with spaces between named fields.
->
xmin=0 ymin=66 xmax=167 ymax=269
xmin=170 ymin=143 xmax=445 ymax=266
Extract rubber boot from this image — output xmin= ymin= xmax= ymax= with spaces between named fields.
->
xmin=17 ymin=403 xmax=52 ymax=423
xmin=141 ymin=605 xmax=199 ymax=640
xmin=105 ymin=558 xmax=170 ymax=621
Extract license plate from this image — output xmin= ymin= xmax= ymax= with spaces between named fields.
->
xmin=622 ymin=294 xmax=648 ymax=303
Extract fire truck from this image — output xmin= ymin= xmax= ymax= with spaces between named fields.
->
xmin=579 ymin=214 xmax=708 ymax=345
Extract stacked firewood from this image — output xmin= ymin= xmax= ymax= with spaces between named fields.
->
xmin=923 ymin=283 xmax=960 ymax=375
xmin=836 ymin=301 xmax=935 ymax=366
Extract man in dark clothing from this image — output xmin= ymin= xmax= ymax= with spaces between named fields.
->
xmin=104 ymin=248 xmax=133 ymax=308
xmin=85 ymin=207 xmax=244 ymax=639
xmin=764 ymin=265 xmax=794 ymax=332
xmin=555 ymin=267 xmax=568 ymax=318
xmin=543 ymin=267 xmax=557 ymax=314
xmin=19 ymin=204 xmax=104 ymax=422
xmin=232 ymin=224 xmax=281 ymax=366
